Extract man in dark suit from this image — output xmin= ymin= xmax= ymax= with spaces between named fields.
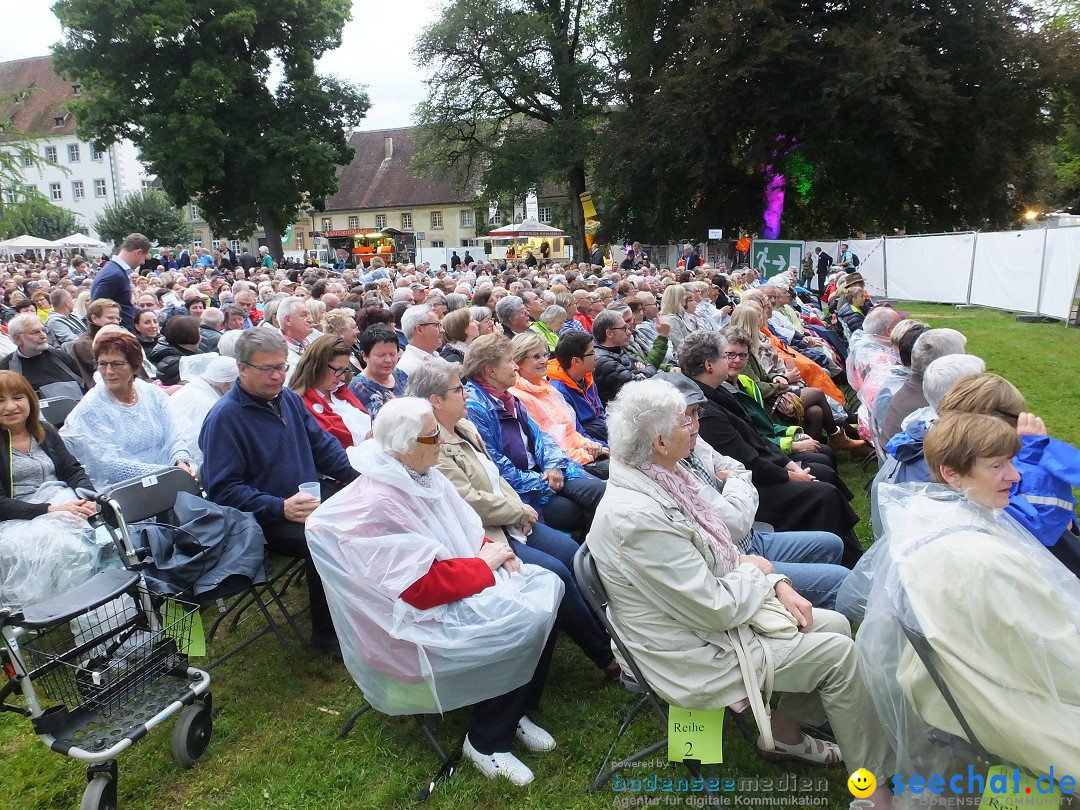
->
xmin=814 ymin=247 xmax=833 ymax=294
xmin=90 ymin=232 xmax=149 ymax=331
xmin=237 ymin=247 xmax=258 ymax=278
xmin=217 ymin=239 xmax=238 ymax=271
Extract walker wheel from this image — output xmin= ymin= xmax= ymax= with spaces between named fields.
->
xmin=171 ymin=703 xmax=213 ymax=767
xmin=80 ymin=775 xmax=117 ymax=810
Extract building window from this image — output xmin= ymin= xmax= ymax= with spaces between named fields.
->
xmin=230 ymin=239 xmax=241 ymax=254
xmin=21 ymin=155 xmax=32 ymax=167
xmin=2 ymin=189 xmax=13 ymax=205
xmin=94 ymin=178 xmax=107 ymax=197
xmin=459 ymin=209 xmax=473 ymax=228
xmin=67 ymin=144 xmax=80 ymax=163
xmin=461 ymin=239 xmax=476 ymax=247
xmin=72 ymin=180 xmax=85 ymax=200
xmin=429 ymin=240 xmax=445 ymax=248
xmin=401 ymin=212 xmax=412 ymax=230
xmin=141 ymin=179 xmax=152 ymax=189
xmin=190 ymin=203 xmax=200 ymax=220
xmin=193 ymin=238 xmax=202 ymax=249
xmin=44 ymin=146 xmax=57 ymax=163
xmin=54 ymin=116 xmax=65 ymax=127
xmin=375 ymin=213 xmax=387 ymax=229
xmin=347 ymin=215 xmax=359 ymax=229
xmin=71 ymin=84 xmax=81 ymax=95
xmin=49 ymin=182 xmax=62 ymax=201
xmin=321 ymin=217 xmax=332 ymax=231
xmin=538 ymin=206 xmax=552 ymax=223
xmin=92 ymin=148 xmax=104 ymax=161
xmin=430 ymin=211 xmax=443 ymax=229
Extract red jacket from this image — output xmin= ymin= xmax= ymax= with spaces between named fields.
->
xmin=300 ymin=386 xmax=369 ymax=449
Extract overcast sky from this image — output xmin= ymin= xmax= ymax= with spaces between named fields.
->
xmin=6 ymin=0 xmax=437 ymax=131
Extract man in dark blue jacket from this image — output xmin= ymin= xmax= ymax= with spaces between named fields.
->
xmin=90 ymin=232 xmax=149 ymax=331
xmin=200 ymin=329 xmax=358 ymax=658
xmin=547 ymin=330 xmax=608 ymax=443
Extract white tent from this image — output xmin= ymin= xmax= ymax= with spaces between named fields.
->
xmin=56 ymin=233 xmax=108 ymax=250
xmin=488 ymin=218 xmax=565 ymax=238
xmin=0 ymin=234 xmax=60 ymax=250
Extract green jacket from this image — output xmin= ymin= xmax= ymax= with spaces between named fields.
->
xmin=530 ymin=320 xmax=560 ymax=351
xmin=726 ymin=375 xmax=800 ymax=453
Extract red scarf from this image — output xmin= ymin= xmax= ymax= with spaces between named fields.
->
xmin=474 ymin=378 xmax=518 ymax=415
xmin=301 ymin=386 xmax=368 ymax=448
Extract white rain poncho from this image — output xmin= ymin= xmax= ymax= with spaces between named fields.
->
xmin=305 ymin=442 xmax=563 ymax=715
xmin=0 ymin=480 xmax=114 ymax=608
xmin=854 ymin=482 xmax=1080 ymax=778
xmin=168 ymin=356 xmax=237 ymax=470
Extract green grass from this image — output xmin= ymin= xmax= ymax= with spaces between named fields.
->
xmin=3 ymin=303 xmax=1078 ymax=810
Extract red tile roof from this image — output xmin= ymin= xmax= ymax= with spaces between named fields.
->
xmin=0 ymin=56 xmax=79 ymax=141
xmin=323 ymin=127 xmax=475 ymax=212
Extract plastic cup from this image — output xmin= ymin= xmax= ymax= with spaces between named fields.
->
xmin=298 ymin=482 xmax=321 ymax=502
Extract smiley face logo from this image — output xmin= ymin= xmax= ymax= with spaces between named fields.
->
xmin=848 ymin=768 xmax=876 ymax=798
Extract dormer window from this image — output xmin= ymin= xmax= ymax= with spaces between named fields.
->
xmin=54 ymin=116 xmax=65 ymax=127
xmin=71 ymin=84 xmax=81 ymax=95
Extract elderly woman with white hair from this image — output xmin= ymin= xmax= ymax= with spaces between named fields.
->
xmin=305 ymin=397 xmax=563 ymax=786
xmin=167 ymin=355 xmax=239 ymax=470
xmin=589 ymin=380 xmax=893 ymax=801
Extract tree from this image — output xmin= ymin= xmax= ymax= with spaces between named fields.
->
xmin=597 ymin=0 xmax=1071 ymax=241
xmin=51 ymin=0 xmax=370 ymax=262
xmin=93 ymin=188 xmax=194 ymax=248
xmin=413 ymin=0 xmax=614 ymax=259
xmin=0 ymin=191 xmax=79 ymax=241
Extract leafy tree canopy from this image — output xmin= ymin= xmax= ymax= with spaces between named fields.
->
xmin=93 ymin=188 xmax=194 ymax=248
xmin=51 ymin=0 xmax=370 ymax=259
xmin=596 ymin=0 xmax=1080 ymax=241
xmin=413 ymin=0 xmax=614 ymax=257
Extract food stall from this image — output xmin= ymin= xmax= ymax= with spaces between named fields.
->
xmin=487 ymin=219 xmax=567 ymax=260
xmin=319 ymin=227 xmax=412 ymax=264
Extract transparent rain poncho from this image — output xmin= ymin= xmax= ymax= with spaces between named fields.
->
xmin=853 ymin=482 xmax=1080 ymax=778
xmin=305 ymin=442 xmax=563 ymax=716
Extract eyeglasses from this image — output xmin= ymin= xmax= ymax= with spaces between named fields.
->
xmin=244 ymin=362 xmax=289 ymax=375
xmin=722 ymin=351 xmax=749 ymax=360
xmin=415 ymin=429 xmax=443 ymax=445
xmin=525 ymin=352 xmax=548 ymax=362
xmin=418 ymin=321 xmax=443 ymax=330
xmin=95 ymin=360 xmax=129 ymax=370
xmin=674 ymin=418 xmax=694 ymax=430
xmin=610 ymin=325 xmax=630 ymax=332
xmin=327 ymin=364 xmax=351 ymax=377
xmin=445 ymin=384 xmax=465 ymax=396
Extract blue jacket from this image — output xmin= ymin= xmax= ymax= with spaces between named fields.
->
xmin=884 ymin=408 xmax=933 ymax=485
xmin=1008 ymin=435 xmax=1080 ymax=546
xmin=548 ymin=375 xmax=607 ymax=444
xmin=464 ymin=380 xmax=583 ymax=506
xmin=90 ymin=259 xmax=137 ymax=330
xmin=199 ymin=384 xmax=357 ymax=523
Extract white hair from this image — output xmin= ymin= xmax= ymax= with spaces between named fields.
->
xmin=276 ymin=296 xmax=309 ymax=327
xmin=911 ymin=328 xmax=967 ymax=375
xmin=401 ymin=304 xmax=432 ymax=340
xmin=373 ymin=397 xmax=433 ymax=456
xmin=922 ymin=354 xmax=986 ymax=410
xmin=216 ymin=329 xmax=242 ymax=358
xmin=606 ymin=379 xmax=687 ymax=468
xmin=8 ymin=313 xmax=42 ymax=339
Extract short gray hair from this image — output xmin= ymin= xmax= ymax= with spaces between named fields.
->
xmin=607 ymin=379 xmax=686 ymax=468
xmin=911 ymin=328 xmax=967 ymax=375
xmin=469 ymin=305 xmax=492 ymax=324
xmin=922 ymin=354 xmax=986 ymax=410
xmin=217 ymin=329 xmax=242 ymax=358
xmin=202 ymin=307 xmax=225 ymax=328
xmin=276 ymin=296 xmax=308 ymax=327
xmin=678 ymin=330 xmax=727 ymax=377
xmin=8 ymin=313 xmax=43 ymax=339
xmin=373 ymin=397 xmax=433 ymax=456
xmin=540 ymin=305 xmax=566 ymax=326
xmin=405 ymin=357 xmax=462 ymax=399
xmin=495 ymin=295 xmax=524 ymax=327
xmin=445 ymin=293 xmax=468 ymax=312
xmin=235 ymin=327 xmax=287 ymax=365
xmin=863 ymin=306 xmax=902 ymax=337
xmin=591 ymin=309 xmax=623 ymax=343
xmin=401 ymin=304 xmax=432 ymax=340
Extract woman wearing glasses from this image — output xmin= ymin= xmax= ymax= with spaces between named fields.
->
xmin=289 ymin=335 xmax=371 ymax=451
xmin=61 ymin=331 xmax=196 ymax=487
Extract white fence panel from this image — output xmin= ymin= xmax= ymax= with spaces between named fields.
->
xmin=1039 ymin=228 xmax=1080 ymax=320
xmin=969 ymin=230 xmax=1044 ymax=314
xmin=881 ymin=233 xmax=974 ymax=304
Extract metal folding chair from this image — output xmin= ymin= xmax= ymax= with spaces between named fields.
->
xmin=89 ymin=468 xmax=306 ymax=670
xmin=573 ymin=542 xmax=750 ymax=793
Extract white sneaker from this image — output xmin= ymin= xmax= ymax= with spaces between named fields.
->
xmin=462 ymin=735 xmax=534 ymax=785
xmin=515 ymin=716 xmax=556 ymax=752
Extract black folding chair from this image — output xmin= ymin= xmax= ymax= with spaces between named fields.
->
xmin=38 ymin=396 xmax=79 ymax=427
xmin=88 ymin=468 xmax=306 ymax=670
xmin=573 ymin=543 xmax=749 ymax=794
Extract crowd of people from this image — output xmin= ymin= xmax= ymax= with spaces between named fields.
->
xmin=2 ymin=232 xmax=1077 ymax=804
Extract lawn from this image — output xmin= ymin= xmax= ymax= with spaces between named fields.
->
xmin=3 ymin=303 xmax=1077 ymax=810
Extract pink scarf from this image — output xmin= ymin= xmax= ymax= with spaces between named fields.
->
xmin=640 ymin=461 xmax=740 ymax=573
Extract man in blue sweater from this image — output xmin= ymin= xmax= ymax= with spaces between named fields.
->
xmin=200 ymin=329 xmax=358 ymax=658
xmin=90 ymin=232 xmax=149 ymax=331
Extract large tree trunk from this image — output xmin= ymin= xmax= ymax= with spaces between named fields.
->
xmin=260 ymin=211 xmax=284 ymax=264
xmin=567 ymin=163 xmax=588 ymax=263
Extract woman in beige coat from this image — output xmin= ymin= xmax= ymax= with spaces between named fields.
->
xmin=590 ymin=379 xmax=892 ymax=806
xmin=406 ymin=358 xmax=619 ymax=680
